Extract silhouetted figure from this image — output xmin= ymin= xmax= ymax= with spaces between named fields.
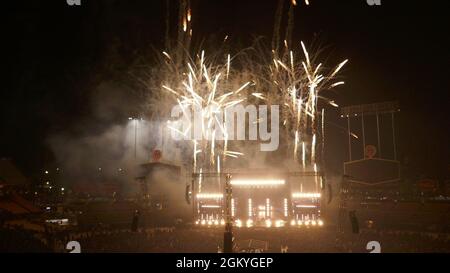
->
xmin=131 ymin=210 xmax=140 ymax=232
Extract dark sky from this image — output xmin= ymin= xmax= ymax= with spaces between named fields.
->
xmin=2 ymin=0 xmax=449 ymax=178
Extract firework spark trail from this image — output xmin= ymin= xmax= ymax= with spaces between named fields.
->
xmin=313 ymin=163 xmax=318 ymax=191
xmin=302 ymin=141 xmax=306 ymax=169
xmin=311 ymin=133 xmax=316 ymax=163
xmin=321 ymin=108 xmax=325 ymax=166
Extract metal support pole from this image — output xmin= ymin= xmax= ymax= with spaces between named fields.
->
xmin=134 ymin=119 xmax=138 ymax=160
xmin=338 ymin=176 xmax=348 ymax=235
xmin=223 ymin=174 xmax=234 ymax=253
xmin=347 ymin=116 xmax=352 ymax=161
xmin=191 ymin=177 xmax=196 ymax=219
xmin=361 ymin=113 xmax=366 ymax=158
xmin=376 ymin=113 xmax=381 ymax=158
xmin=391 ymin=112 xmax=397 ymax=160
xmin=321 ymin=109 xmax=325 ymax=172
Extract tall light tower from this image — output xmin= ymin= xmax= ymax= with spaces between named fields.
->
xmin=128 ymin=117 xmax=140 ymax=160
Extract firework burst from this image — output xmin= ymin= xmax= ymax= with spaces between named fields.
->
xmin=143 ymin=3 xmax=348 ymax=178
xmin=157 ymin=50 xmax=252 ymax=174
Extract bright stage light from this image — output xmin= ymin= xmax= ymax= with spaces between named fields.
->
xmin=290 ymin=219 xmax=296 ymax=226
xmin=318 ymin=219 xmax=324 ymax=226
xmin=311 ymin=220 xmax=317 ymax=226
xmin=201 ymin=219 xmax=206 ymax=225
xmin=297 ymin=220 xmax=303 ymax=226
xmin=236 ymin=219 xmax=242 ymax=228
xmin=266 ymin=198 xmax=271 ymax=218
xmin=275 ymin=220 xmax=285 ymax=228
xmin=214 ymin=220 xmax=219 ymax=225
xmin=304 ymin=220 xmax=310 ymax=226
xmin=230 ymin=179 xmax=285 ymax=186
xmin=265 ymin=219 xmax=272 ymax=228
xmin=231 ymin=199 xmax=235 ymax=217
xmin=246 ymin=219 xmax=253 ymax=228
xmin=196 ymin=193 xmax=223 ymax=199
xmin=292 ymin=192 xmax=321 ymax=198
xmin=295 ymin=205 xmax=317 ymax=208
xmin=284 ymin=198 xmax=288 ymax=217
xmin=220 ymin=219 xmax=225 ymax=225
xmin=201 ymin=205 xmax=221 ymax=208
xmin=208 ymin=220 xmax=212 ymax=225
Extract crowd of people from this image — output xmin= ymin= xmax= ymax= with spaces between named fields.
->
xmin=51 ymin=227 xmax=220 ymax=253
xmin=47 ymin=226 xmax=450 ymax=253
xmin=2 ymin=204 xmax=450 ymax=253
xmin=0 ymin=224 xmax=50 ymax=252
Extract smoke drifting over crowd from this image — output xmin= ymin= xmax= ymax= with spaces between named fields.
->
xmin=47 ymin=81 xmax=157 ymax=185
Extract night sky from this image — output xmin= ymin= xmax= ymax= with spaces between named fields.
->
xmin=2 ymin=0 xmax=449 ymax=178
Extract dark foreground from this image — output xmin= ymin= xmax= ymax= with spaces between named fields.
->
xmin=2 ymin=224 xmax=450 ymax=253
